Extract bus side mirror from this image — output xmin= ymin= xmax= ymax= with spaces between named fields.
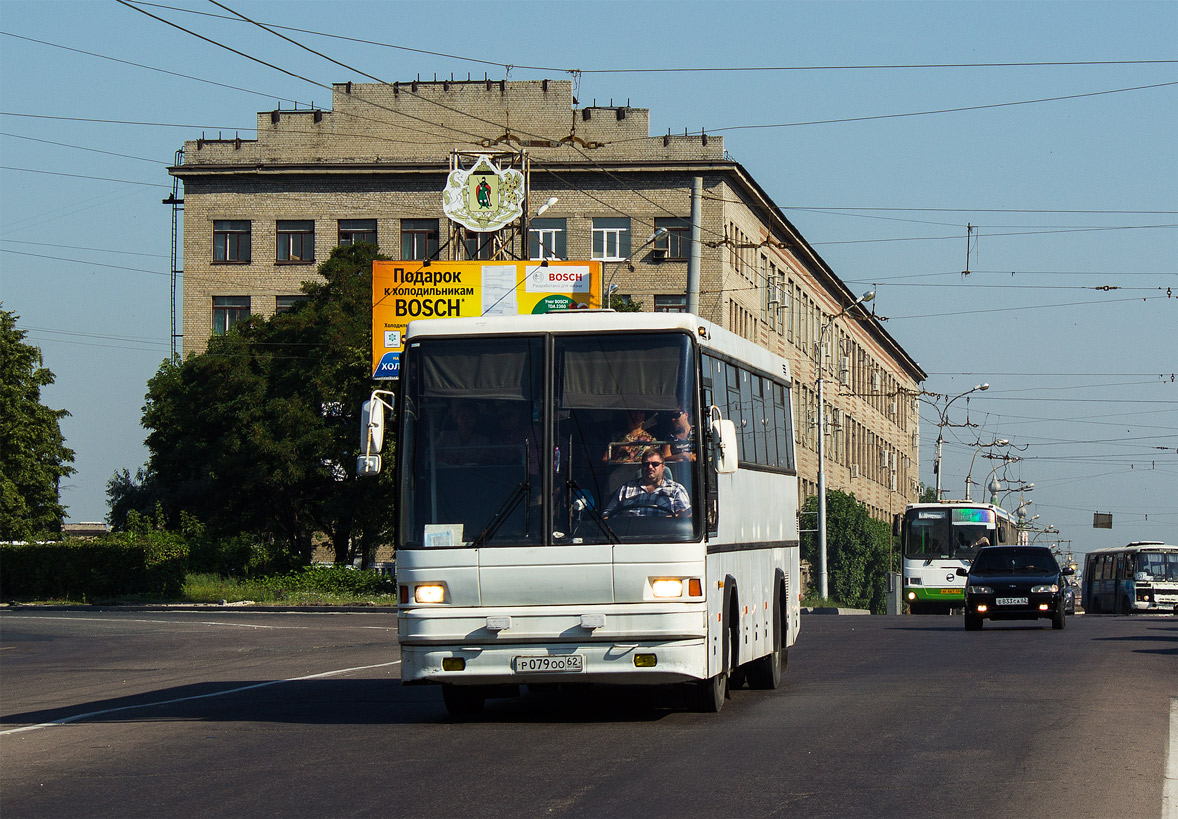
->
xmin=892 ymin=514 xmax=902 ymax=538
xmin=711 ymin=418 xmax=739 ymax=474
xmin=357 ymin=391 xmax=394 ymax=478
xmin=360 ymin=398 xmax=385 ymax=454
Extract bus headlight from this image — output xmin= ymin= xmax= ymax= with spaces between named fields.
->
xmin=651 ymin=579 xmax=684 ymax=598
xmin=414 ymin=584 xmax=446 ymax=603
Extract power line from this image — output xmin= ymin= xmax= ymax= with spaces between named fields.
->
xmin=1 ymin=248 xmax=171 ymax=276
xmin=120 ymin=4 xmax=1178 ymax=74
xmin=0 ymin=239 xmax=169 ymax=259
xmin=0 ymin=30 xmax=310 ymax=107
xmin=704 ymin=80 xmax=1178 ymax=134
xmin=0 ymin=111 xmax=246 ymax=130
xmin=0 ymin=165 xmax=169 ymax=188
xmin=0 ymin=131 xmax=167 ymax=164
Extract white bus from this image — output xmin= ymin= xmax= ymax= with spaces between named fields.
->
xmin=894 ymin=502 xmax=1019 ymax=614
xmin=362 ymin=311 xmax=801 ymax=714
xmin=1082 ymin=542 xmax=1178 ymax=614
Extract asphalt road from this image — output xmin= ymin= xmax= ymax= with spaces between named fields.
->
xmin=1 ymin=607 xmax=1174 ymax=819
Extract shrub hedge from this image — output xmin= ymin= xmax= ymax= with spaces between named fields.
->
xmin=1 ymin=531 xmax=188 ymax=601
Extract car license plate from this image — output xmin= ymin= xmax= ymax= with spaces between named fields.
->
xmin=514 ymin=655 xmax=584 ymax=673
xmin=996 ymin=597 xmax=1028 ymax=606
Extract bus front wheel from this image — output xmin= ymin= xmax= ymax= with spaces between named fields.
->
xmin=694 ymin=624 xmax=730 ymax=713
xmin=441 ymin=684 xmax=486 ymax=717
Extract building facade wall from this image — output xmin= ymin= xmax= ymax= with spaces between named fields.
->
xmin=173 ymin=79 xmax=924 ymax=521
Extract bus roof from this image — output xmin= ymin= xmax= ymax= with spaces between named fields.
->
xmin=405 ymin=310 xmax=792 ymax=383
xmin=1085 ymin=541 xmax=1177 ymax=556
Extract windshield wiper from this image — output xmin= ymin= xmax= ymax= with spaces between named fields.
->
xmin=470 ymin=479 xmax=531 ymax=549
xmin=568 ymin=478 xmax=618 ymax=544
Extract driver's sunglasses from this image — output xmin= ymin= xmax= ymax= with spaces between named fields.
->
xmin=643 ymin=460 xmax=664 ymax=468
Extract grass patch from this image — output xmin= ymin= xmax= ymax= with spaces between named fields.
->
xmin=183 ymin=567 xmax=396 ymax=606
xmin=801 ymin=595 xmax=847 ymax=609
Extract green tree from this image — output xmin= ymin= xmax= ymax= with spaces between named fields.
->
xmin=0 ymin=307 xmax=76 ymax=539
xmin=800 ymin=489 xmax=895 ymax=613
xmin=609 ymin=293 xmax=643 ymax=312
xmin=115 ymin=244 xmax=396 ymax=565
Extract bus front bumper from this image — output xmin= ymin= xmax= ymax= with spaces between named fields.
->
xmin=400 ymin=639 xmax=710 ymax=686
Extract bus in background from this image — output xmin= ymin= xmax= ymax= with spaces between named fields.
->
xmin=360 ymin=311 xmax=801 ymax=714
xmin=1082 ymin=542 xmax=1178 ymax=614
xmin=895 ymin=502 xmax=1019 ymax=614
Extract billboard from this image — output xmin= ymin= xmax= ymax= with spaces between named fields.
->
xmin=371 ymin=259 xmax=603 ymax=379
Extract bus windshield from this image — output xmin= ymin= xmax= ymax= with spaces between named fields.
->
xmin=1137 ymin=551 xmax=1178 ymax=581
xmin=904 ymin=507 xmax=995 ymax=562
xmin=399 ymin=331 xmax=700 ymax=548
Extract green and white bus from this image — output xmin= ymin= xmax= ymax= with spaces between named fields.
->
xmin=895 ymin=502 xmax=1019 ymax=614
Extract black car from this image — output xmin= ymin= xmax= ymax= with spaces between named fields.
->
xmin=956 ymin=545 xmax=1074 ymax=630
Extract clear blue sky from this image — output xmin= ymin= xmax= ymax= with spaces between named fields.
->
xmin=2 ymin=0 xmax=1174 ymax=557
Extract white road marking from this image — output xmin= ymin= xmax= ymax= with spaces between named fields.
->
xmin=1164 ymin=697 xmax=1178 ymax=819
xmin=0 ymin=659 xmax=401 ymax=737
xmin=0 ymin=614 xmax=310 ymax=629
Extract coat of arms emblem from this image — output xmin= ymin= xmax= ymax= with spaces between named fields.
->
xmin=442 ymin=155 xmax=525 ymax=232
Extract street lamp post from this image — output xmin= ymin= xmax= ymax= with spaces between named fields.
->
xmin=816 ymin=288 xmax=875 ymax=601
xmin=933 ymin=383 xmax=989 ymax=500
xmin=963 ymin=438 xmax=1008 ymax=501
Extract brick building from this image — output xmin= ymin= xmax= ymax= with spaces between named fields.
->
xmin=170 ymin=79 xmax=925 ymax=520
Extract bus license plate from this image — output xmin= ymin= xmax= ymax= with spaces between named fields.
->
xmin=996 ymin=597 xmax=1028 ymax=606
xmin=514 ymin=655 xmax=584 ymax=673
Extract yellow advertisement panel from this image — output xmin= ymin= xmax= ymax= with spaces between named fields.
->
xmin=371 ymin=260 xmax=603 ymax=379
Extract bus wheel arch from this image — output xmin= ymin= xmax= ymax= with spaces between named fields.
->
xmin=693 ymin=576 xmax=736 ymax=712
xmin=747 ymin=571 xmax=786 ymax=690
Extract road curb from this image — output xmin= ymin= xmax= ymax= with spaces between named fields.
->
xmin=802 ymin=606 xmax=871 ymax=615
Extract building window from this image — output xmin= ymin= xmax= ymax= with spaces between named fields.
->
xmin=338 ymin=219 xmax=376 ymax=247
xmin=463 ymin=228 xmax=497 ymax=261
xmin=654 ymin=294 xmax=688 ymax=313
xmin=528 ymin=218 xmax=566 ymax=260
xmin=275 ymin=295 xmax=308 ymax=313
xmin=277 ymin=220 xmax=315 ymax=262
xmin=213 ymin=296 xmax=250 ymax=335
xmin=592 ymin=217 xmax=630 ymax=261
xmin=654 ymin=217 xmax=690 ymax=261
xmin=213 ymin=220 xmax=251 ymax=263
xmin=401 ymin=219 xmax=439 ymax=260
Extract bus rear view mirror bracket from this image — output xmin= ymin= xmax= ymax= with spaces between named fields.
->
xmin=358 ymin=389 xmax=396 ymax=477
xmin=711 ymin=418 xmax=738 ymax=474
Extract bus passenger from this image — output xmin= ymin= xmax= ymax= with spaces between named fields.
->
xmin=602 ymin=448 xmax=691 ymax=519
xmin=603 ymin=409 xmax=654 ymax=463
xmin=662 ymin=406 xmax=696 ymax=463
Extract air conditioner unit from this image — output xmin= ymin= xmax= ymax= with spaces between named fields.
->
xmin=851 ymin=464 xmax=860 ymax=478
xmin=871 ymin=371 xmax=881 ymax=391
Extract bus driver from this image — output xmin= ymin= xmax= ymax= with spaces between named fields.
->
xmin=602 ymin=447 xmax=691 ymax=519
